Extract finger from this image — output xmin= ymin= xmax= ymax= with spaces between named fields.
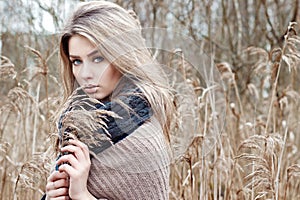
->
xmin=49 ymin=195 xmax=70 ymax=200
xmin=46 ymin=179 xmax=68 ymax=193
xmin=54 ymin=178 xmax=69 ymax=188
xmin=47 ymin=187 xmax=69 ymax=198
xmin=57 ymin=154 xmax=80 ymax=169
xmin=52 ymin=197 xmax=70 ymax=200
xmin=60 ymin=145 xmax=86 ymax=161
xmin=65 ymin=140 xmax=90 ymax=159
xmin=47 ymin=171 xmax=69 ymax=182
xmin=58 ymin=163 xmax=77 ymax=177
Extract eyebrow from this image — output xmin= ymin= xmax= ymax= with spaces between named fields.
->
xmin=69 ymin=49 xmax=101 ymax=58
xmin=87 ymin=49 xmax=100 ymax=57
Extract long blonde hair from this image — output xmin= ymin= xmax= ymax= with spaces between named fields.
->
xmin=59 ymin=1 xmax=174 ymax=140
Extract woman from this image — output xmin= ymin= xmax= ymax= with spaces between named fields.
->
xmin=44 ymin=1 xmax=174 ymax=199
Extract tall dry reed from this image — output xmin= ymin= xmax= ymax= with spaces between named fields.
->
xmin=1 ymin=22 xmax=300 ymax=200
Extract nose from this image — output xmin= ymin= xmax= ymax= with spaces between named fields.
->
xmin=78 ymin=62 xmax=93 ymax=80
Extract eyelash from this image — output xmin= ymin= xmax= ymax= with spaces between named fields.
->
xmin=93 ymin=56 xmax=104 ymax=63
xmin=71 ymin=57 xmax=104 ymax=66
xmin=71 ymin=59 xmax=82 ymax=66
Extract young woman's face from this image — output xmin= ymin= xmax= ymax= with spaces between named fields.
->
xmin=68 ymin=34 xmax=122 ymax=100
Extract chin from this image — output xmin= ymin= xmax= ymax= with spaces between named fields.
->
xmin=87 ymin=93 xmax=110 ymax=101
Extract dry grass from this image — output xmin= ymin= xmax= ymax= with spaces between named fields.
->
xmin=1 ymin=22 xmax=300 ymax=200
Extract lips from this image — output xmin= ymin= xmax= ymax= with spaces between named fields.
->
xmin=83 ymin=85 xmax=99 ymax=94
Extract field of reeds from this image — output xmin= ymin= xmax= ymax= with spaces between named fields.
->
xmin=1 ymin=0 xmax=300 ymax=200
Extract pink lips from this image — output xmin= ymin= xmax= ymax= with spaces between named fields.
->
xmin=83 ymin=85 xmax=99 ymax=94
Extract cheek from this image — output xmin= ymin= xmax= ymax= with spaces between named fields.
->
xmin=72 ymin=67 xmax=80 ymax=82
xmin=110 ymin=69 xmax=122 ymax=87
xmin=72 ymin=65 xmax=79 ymax=76
xmin=101 ymin=68 xmax=121 ymax=88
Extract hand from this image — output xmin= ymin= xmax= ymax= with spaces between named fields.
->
xmin=45 ymin=170 xmax=69 ymax=200
xmin=56 ymin=139 xmax=95 ymax=200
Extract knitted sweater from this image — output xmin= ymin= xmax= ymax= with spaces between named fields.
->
xmin=87 ymin=117 xmax=171 ymax=200
xmin=55 ymin=76 xmax=171 ymax=199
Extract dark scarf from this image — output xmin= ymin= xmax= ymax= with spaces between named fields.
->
xmin=57 ymin=77 xmax=153 ymax=155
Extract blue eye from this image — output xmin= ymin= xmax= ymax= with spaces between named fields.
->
xmin=93 ymin=56 xmax=104 ymax=63
xmin=71 ymin=59 xmax=82 ymax=66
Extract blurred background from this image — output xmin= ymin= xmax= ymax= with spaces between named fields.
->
xmin=1 ymin=0 xmax=300 ymax=199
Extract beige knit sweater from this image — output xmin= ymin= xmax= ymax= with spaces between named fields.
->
xmin=87 ymin=117 xmax=171 ymax=200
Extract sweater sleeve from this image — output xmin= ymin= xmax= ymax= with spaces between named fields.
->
xmin=87 ymin=117 xmax=171 ymax=200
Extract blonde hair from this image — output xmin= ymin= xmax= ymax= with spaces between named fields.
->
xmin=59 ymin=1 xmax=174 ymax=140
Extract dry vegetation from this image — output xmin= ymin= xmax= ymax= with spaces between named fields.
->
xmin=1 ymin=0 xmax=300 ymax=199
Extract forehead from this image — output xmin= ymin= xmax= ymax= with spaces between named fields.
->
xmin=68 ymin=34 xmax=98 ymax=56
